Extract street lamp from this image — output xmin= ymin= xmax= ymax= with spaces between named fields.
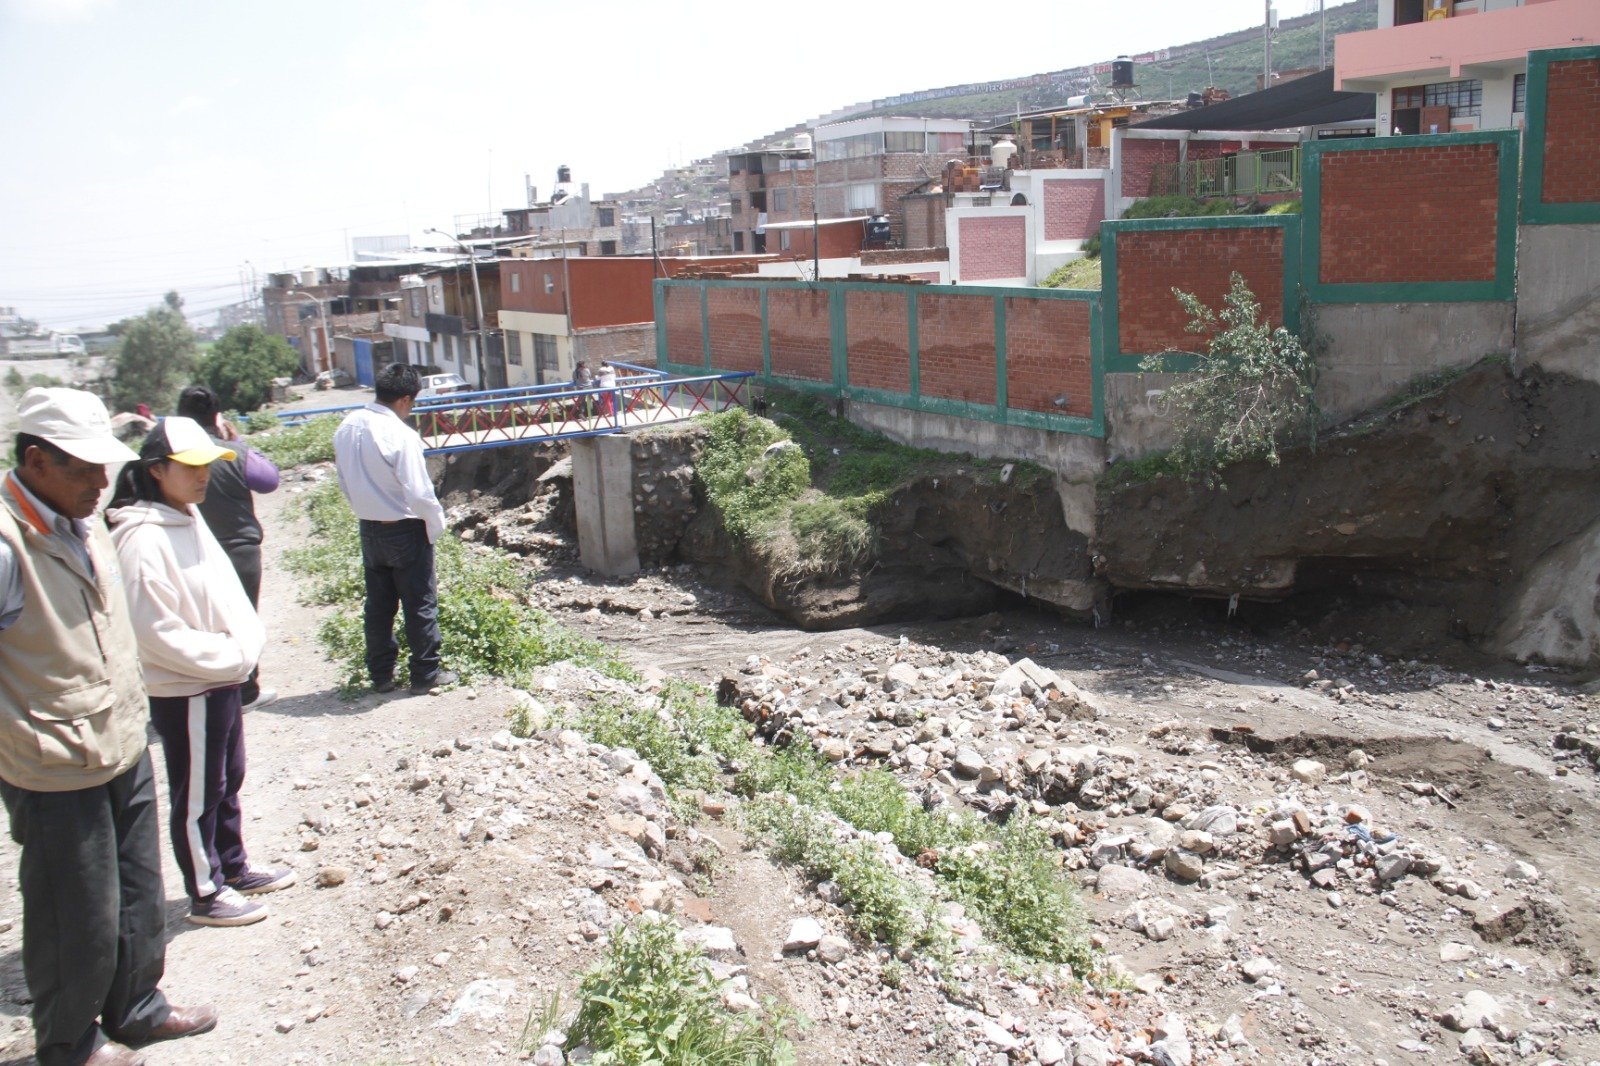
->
xmin=286 ymin=290 xmax=331 ymax=375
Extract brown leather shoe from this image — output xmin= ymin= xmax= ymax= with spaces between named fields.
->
xmin=85 ymin=1042 xmax=145 ymax=1066
xmin=137 ymin=1002 xmax=219 ymax=1044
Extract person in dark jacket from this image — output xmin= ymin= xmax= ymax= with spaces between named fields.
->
xmin=175 ymin=386 xmax=281 ymax=708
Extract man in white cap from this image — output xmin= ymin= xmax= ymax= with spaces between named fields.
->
xmin=0 ymin=388 xmax=218 ymax=1065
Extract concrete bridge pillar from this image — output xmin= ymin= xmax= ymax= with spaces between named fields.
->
xmin=571 ymin=435 xmax=640 ymax=577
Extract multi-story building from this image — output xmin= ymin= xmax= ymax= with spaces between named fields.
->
xmin=500 ymin=166 xmax=623 ymax=256
xmin=811 ymin=116 xmax=973 ymax=245
xmin=384 ymin=261 xmax=505 ymax=389
xmin=727 ymin=145 xmax=815 ymax=254
xmin=1335 ymin=0 xmax=1600 ymax=135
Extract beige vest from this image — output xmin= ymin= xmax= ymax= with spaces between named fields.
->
xmin=0 ymin=484 xmax=148 ymax=792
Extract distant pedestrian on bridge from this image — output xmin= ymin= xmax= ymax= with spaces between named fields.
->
xmin=572 ymin=360 xmax=594 ymax=419
xmin=596 ymin=361 xmax=617 ymax=419
xmin=332 ymin=363 xmax=456 ymax=696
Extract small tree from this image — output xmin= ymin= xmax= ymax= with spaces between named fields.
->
xmin=1141 ymin=273 xmax=1318 ymax=488
xmin=195 ymin=324 xmax=300 ymax=412
xmin=108 ymin=290 xmax=197 ymax=413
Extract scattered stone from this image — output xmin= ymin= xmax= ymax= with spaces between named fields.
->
xmin=314 ymin=866 xmax=349 ymax=889
xmin=783 ymin=918 xmax=823 ymax=954
xmin=1164 ymin=848 xmax=1205 ymax=882
xmin=1241 ymin=957 xmax=1277 ymax=983
xmin=1290 ymin=759 xmax=1326 ymax=786
xmin=1095 ymin=864 xmax=1150 ymax=901
xmin=275 ymin=1016 xmax=297 ymax=1034
xmin=816 ymin=935 xmax=850 ymax=964
xmin=1440 ymin=990 xmax=1503 ymax=1032
xmin=1504 ymin=860 xmax=1540 ymax=882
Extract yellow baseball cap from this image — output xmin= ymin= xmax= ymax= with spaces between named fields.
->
xmin=140 ymin=416 xmax=236 ymax=466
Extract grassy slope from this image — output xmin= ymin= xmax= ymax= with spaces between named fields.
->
xmin=850 ymin=0 xmax=1375 ymax=123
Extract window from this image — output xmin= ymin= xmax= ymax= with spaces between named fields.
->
xmin=772 ymin=188 xmax=789 ymax=213
xmin=816 ymin=132 xmax=884 ymax=161
xmin=730 ymin=197 xmax=742 ymax=215
xmin=1512 ymin=72 xmax=1527 ymax=114
xmin=533 ymin=333 xmax=559 ymax=373
xmin=506 ymin=331 xmax=523 ymax=365
xmin=780 ymin=231 xmax=792 ymax=251
xmin=597 ymin=207 xmax=615 ymax=226
xmin=543 ymin=273 xmax=555 ymax=294
xmin=462 ymin=339 xmax=473 ymax=368
xmin=510 ymin=272 xmax=521 ymax=294
xmin=444 ymin=336 xmax=455 ymax=363
xmin=600 ymin=240 xmax=617 ymax=255
xmin=884 ymin=131 xmax=927 ymax=153
xmin=1425 ymin=78 xmax=1481 ymax=118
xmin=844 ymin=182 xmax=877 ymax=212
xmin=408 ymin=290 xmax=423 ymax=317
xmin=1393 ymin=86 xmax=1425 ymax=109
xmin=733 ymin=232 xmax=745 ymax=252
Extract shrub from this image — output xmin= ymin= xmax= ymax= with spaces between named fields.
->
xmin=562 ymin=918 xmax=796 ymax=1066
xmin=253 ymin=415 xmax=339 ymax=468
xmin=1140 ymin=272 xmax=1318 ymax=488
xmin=194 ymin=324 xmax=299 ymax=412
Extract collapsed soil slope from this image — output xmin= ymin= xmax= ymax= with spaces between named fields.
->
xmin=1095 ymin=363 xmax=1600 ymax=660
xmin=683 ymin=465 xmax=1095 ymax=631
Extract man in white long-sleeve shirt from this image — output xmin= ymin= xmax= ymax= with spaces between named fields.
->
xmin=332 ymin=364 xmax=456 ymax=696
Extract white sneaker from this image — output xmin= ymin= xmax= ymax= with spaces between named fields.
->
xmin=242 ymin=689 xmax=278 ymax=709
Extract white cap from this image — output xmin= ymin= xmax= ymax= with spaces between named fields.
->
xmin=16 ymin=388 xmax=139 ymax=465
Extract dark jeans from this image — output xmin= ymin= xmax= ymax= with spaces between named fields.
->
xmin=358 ymin=518 xmax=442 ymax=685
xmin=222 ymin=542 xmax=263 ymax=704
xmin=148 ymin=689 xmax=248 ymax=901
xmin=0 ymin=753 xmax=171 ymax=1066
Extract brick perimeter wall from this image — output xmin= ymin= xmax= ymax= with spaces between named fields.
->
xmin=918 ymin=293 xmax=995 ymax=405
xmin=1042 ymin=178 xmax=1106 ymax=241
xmin=705 ymin=288 xmax=763 ymax=374
xmin=844 ymin=290 xmax=911 ymax=394
xmin=958 ymin=216 xmax=1027 ymax=281
xmin=1117 ymin=227 xmax=1285 ymax=355
xmin=1542 ymin=57 xmax=1600 ymax=205
xmin=663 ymin=287 xmax=703 ymax=367
xmin=766 ymin=289 xmax=832 ymax=382
xmin=1004 ymin=298 xmax=1093 ymax=418
xmin=1120 ymin=139 xmax=1180 ymax=198
xmin=1319 ymin=143 xmax=1499 ymax=285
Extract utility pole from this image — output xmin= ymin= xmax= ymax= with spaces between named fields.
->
xmin=1319 ymin=0 xmax=1327 ymax=70
xmin=1263 ymin=0 xmax=1275 ymax=87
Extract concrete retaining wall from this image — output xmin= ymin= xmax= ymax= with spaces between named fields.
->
xmin=1516 ymin=223 xmax=1600 ymax=386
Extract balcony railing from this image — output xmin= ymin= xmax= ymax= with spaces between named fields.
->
xmin=1148 ymin=147 xmax=1301 ymax=199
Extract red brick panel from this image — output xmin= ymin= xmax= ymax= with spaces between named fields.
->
xmin=1004 ymin=298 xmax=1093 ymax=418
xmin=1042 ymin=178 xmax=1106 ymax=241
xmin=1184 ymin=140 xmax=1244 ymax=160
xmin=1116 ymin=227 xmax=1285 ymax=355
xmin=1120 ymin=139 xmax=1181 ymax=197
xmin=767 ymin=289 xmax=832 ymax=382
xmin=1542 ymin=57 xmax=1600 ymax=204
xmin=1318 ymin=143 xmax=1499 ymax=284
xmin=663 ymin=286 xmax=703 ymax=366
xmin=845 ymin=290 xmax=911 ymax=394
xmin=957 ymin=216 xmax=1026 ymax=281
xmin=705 ymin=287 xmax=763 ymax=374
xmin=918 ymin=293 xmax=996 ymax=406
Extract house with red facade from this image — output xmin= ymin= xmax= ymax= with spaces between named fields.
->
xmin=496 ymin=255 xmax=768 ymax=385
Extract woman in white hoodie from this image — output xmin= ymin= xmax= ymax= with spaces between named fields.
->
xmin=108 ymin=416 xmax=295 ymax=928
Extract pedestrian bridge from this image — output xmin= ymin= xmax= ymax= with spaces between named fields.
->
xmin=279 ymin=363 xmax=753 ymax=456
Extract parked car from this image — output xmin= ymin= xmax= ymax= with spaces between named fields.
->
xmin=415 ymin=372 xmax=469 ymax=400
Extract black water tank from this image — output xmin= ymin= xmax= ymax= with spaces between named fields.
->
xmin=556 ymin=164 xmax=572 ymax=183
xmin=1112 ymin=56 xmax=1134 ymax=89
xmin=1187 ymin=91 xmax=1205 ymax=108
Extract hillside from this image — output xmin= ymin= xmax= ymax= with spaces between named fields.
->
xmin=847 ymin=0 xmax=1376 ymax=122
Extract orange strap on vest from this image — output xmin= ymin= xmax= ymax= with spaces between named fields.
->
xmin=4 ymin=475 xmax=51 ymax=537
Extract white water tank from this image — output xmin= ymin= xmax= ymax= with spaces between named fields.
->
xmin=991 ymin=136 xmax=1017 ymax=169
xmin=794 ymin=132 xmax=814 ymax=153
xmin=300 ymin=266 xmax=318 ymax=287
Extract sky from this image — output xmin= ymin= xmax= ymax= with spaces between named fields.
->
xmin=0 ymin=0 xmax=1327 ymax=331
